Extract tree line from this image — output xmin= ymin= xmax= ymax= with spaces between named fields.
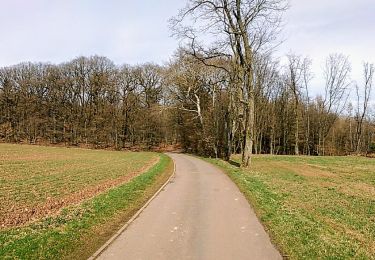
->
xmin=0 ymin=0 xmax=374 ymax=165
xmin=0 ymin=57 xmax=177 ymax=149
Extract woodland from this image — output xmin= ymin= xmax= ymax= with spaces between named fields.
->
xmin=0 ymin=0 xmax=374 ymax=166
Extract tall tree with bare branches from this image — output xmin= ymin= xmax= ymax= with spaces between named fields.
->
xmin=170 ymin=0 xmax=288 ymax=166
xmin=355 ymin=62 xmax=374 ymax=154
xmin=319 ymin=53 xmax=351 ymax=155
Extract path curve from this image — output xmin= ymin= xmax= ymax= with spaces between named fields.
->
xmin=96 ymin=153 xmax=281 ymax=260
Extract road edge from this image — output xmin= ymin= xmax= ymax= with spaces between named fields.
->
xmin=199 ymin=156 xmax=286 ymax=259
xmin=87 ymin=154 xmax=176 ymax=260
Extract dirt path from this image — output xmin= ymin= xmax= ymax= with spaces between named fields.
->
xmin=96 ymin=153 xmax=281 ymax=260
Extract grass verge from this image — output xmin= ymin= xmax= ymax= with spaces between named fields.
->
xmin=0 ymin=153 xmax=173 ymax=260
xmin=205 ymin=155 xmax=375 ymax=260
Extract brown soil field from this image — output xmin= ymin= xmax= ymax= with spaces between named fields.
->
xmin=0 ymin=144 xmax=159 ymax=228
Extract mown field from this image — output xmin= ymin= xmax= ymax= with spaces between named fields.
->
xmin=0 ymin=144 xmax=173 ymax=259
xmin=208 ymin=155 xmax=375 ymax=260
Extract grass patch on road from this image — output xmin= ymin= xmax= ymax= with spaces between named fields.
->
xmin=207 ymin=155 xmax=375 ymax=260
xmin=0 ymin=144 xmax=173 ymax=259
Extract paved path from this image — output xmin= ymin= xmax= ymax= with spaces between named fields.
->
xmin=97 ymin=153 xmax=281 ymax=260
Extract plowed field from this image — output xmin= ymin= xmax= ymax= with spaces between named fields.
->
xmin=0 ymin=144 xmax=159 ymax=228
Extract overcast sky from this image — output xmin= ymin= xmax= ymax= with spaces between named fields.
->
xmin=0 ymin=0 xmax=374 ymax=95
xmin=279 ymin=0 xmax=375 ymax=94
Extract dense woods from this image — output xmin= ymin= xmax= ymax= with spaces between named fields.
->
xmin=0 ymin=0 xmax=374 ymax=164
xmin=0 ymin=57 xmax=177 ymax=149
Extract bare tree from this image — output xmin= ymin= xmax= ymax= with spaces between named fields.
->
xmin=319 ymin=53 xmax=351 ymax=155
xmin=285 ymin=54 xmax=304 ymax=155
xmin=171 ymin=0 xmax=288 ymax=166
xmin=355 ymin=62 xmax=374 ymax=154
xmin=301 ymin=57 xmax=313 ymax=155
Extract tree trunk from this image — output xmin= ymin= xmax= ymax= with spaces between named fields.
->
xmin=295 ymin=109 xmax=299 ymax=155
xmin=243 ymin=91 xmax=255 ymax=167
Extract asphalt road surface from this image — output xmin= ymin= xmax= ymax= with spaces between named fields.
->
xmin=96 ymin=153 xmax=281 ymax=260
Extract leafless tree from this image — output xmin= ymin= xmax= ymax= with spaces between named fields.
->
xmin=171 ymin=0 xmax=288 ymax=166
xmin=285 ymin=54 xmax=304 ymax=155
xmin=319 ymin=53 xmax=351 ymax=155
xmin=355 ymin=62 xmax=374 ymax=154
